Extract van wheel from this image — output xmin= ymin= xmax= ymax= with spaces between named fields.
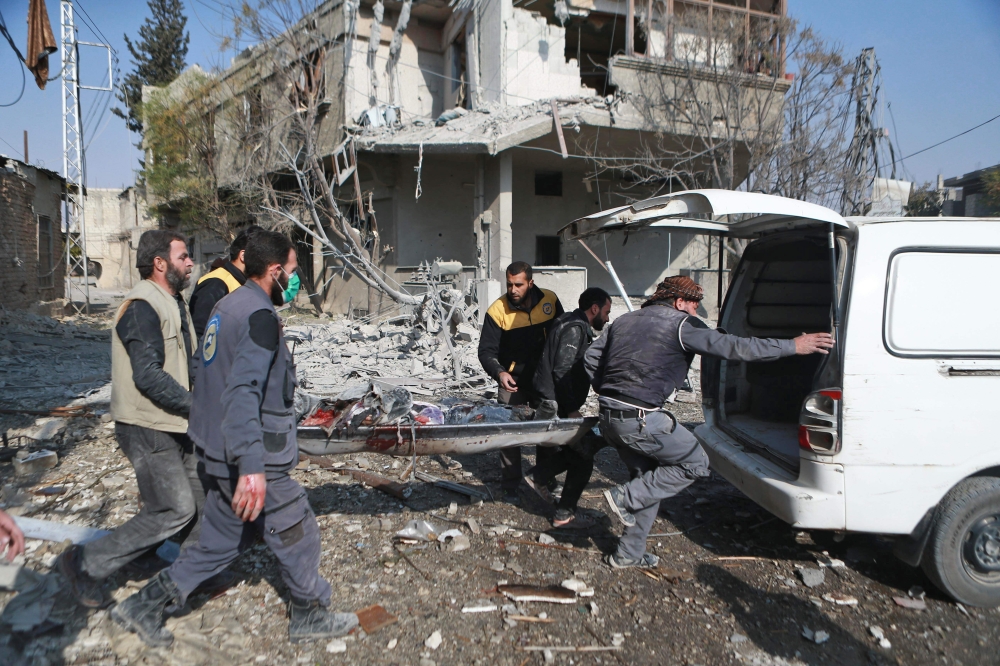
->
xmin=922 ymin=477 xmax=1000 ymax=607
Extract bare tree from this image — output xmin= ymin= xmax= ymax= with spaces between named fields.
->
xmin=145 ymin=0 xmax=419 ymax=310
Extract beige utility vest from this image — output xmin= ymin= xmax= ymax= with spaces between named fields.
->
xmin=110 ymin=279 xmax=193 ymax=433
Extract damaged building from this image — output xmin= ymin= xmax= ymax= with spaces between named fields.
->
xmin=156 ymin=0 xmax=790 ymax=317
xmin=0 ymin=155 xmax=65 ymax=312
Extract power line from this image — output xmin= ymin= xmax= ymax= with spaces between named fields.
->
xmin=890 ymin=111 xmax=1000 ymax=166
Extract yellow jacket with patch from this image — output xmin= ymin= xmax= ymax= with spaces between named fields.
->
xmin=477 ymin=286 xmax=563 ymax=393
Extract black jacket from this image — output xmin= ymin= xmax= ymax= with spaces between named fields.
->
xmin=533 ymin=309 xmax=593 ymax=416
xmin=189 ymin=261 xmax=247 ymax=340
xmin=477 ymin=285 xmax=563 ymax=396
xmin=115 ymin=295 xmax=193 ymax=416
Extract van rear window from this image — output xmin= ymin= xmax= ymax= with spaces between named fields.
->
xmin=885 ymin=251 xmax=1000 ymax=357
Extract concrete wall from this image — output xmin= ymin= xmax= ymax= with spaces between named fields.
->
xmin=0 ymin=160 xmax=65 ymax=310
xmin=505 ymin=9 xmax=594 ymax=105
xmin=83 ymin=188 xmax=157 ymax=292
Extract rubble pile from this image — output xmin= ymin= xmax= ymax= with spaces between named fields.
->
xmin=286 ymin=300 xmax=485 ymax=399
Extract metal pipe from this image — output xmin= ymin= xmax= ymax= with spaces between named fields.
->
xmin=605 ymin=261 xmax=634 ymax=312
xmin=717 ymin=233 xmax=725 ymax=324
xmin=828 ymin=223 xmax=840 ymax=345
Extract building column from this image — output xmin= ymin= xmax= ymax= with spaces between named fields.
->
xmin=485 ymin=152 xmax=512 ymax=279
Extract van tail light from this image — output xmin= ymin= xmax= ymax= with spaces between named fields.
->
xmin=798 ymin=388 xmax=841 ymax=455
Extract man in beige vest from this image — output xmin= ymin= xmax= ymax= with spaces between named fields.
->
xmin=58 ymin=230 xmax=208 ymax=608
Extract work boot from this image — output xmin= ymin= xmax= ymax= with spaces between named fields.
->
xmin=111 ymin=570 xmax=180 ymax=648
xmin=605 ymin=552 xmax=660 ymax=569
xmin=288 ymin=598 xmax=359 ymax=644
xmin=57 ymin=545 xmax=108 ymax=608
xmin=604 ymin=487 xmax=636 ymax=528
xmin=551 ymin=508 xmax=596 ymax=529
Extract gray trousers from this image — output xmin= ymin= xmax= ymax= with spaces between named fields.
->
xmin=82 ymin=423 xmax=204 ymax=580
xmin=599 ymin=408 xmax=710 ymax=561
xmin=167 ymin=471 xmax=331 ymax=607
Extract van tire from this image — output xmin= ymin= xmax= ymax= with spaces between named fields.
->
xmin=921 ymin=477 xmax=1000 ymax=608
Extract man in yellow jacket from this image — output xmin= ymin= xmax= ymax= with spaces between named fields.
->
xmin=189 ymin=226 xmax=258 ymax=342
xmin=477 ymin=261 xmax=563 ymax=504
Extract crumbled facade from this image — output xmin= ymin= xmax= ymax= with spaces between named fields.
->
xmin=163 ymin=0 xmax=788 ymax=318
xmin=82 ymin=187 xmax=158 ymax=292
xmin=0 ymin=155 xmax=65 ymax=311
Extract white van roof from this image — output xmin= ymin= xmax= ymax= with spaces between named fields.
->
xmin=559 ymin=190 xmax=849 ymax=240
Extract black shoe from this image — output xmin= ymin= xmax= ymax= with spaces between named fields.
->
xmin=58 ymin=545 xmax=108 ymax=608
xmin=110 ymin=570 xmax=180 ymax=648
xmin=605 ymin=552 xmax=660 ymax=569
xmin=288 ymin=598 xmax=359 ymax=644
xmin=502 ymin=489 xmax=521 ymax=506
xmin=604 ymin=487 xmax=636 ymax=528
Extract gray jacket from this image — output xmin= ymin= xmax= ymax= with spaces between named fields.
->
xmin=584 ymin=302 xmax=796 ymax=408
xmin=188 ymin=280 xmax=297 ymax=478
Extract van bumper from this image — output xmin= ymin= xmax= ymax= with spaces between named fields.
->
xmin=694 ymin=424 xmax=846 ymax=530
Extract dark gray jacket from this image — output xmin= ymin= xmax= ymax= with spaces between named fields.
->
xmin=533 ymin=309 xmax=593 ymax=416
xmin=188 ymin=280 xmax=297 ymax=478
xmin=584 ymin=302 xmax=796 ymax=408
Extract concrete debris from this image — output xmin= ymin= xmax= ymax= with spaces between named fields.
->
xmin=387 ymin=637 xmax=398 ymax=650
xmin=326 ymin=638 xmax=347 ymax=653
xmin=462 ymin=600 xmax=498 ymax=613
xmin=424 ymin=629 xmax=443 ymax=650
xmin=538 ymin=533 xmax=556 ymax=545
xmin=797 ymin=567 xmax=825 ymax=588
xmin=822 ymin=592 xmax=858 ymax=606
xmin=13 ymin=449 xmax=58 ymax=476
xmin=869 ymin=625 xmax=892 ymax=649
xmin=445 ymin=534 xmax=470 ymax=552
xmin=498 ymin=584 xmax=577 ymax=604
xmin=801 ymin=626 xmax=829 ymax=644
xmin=893 ymin=595 xmax=927 ymax=611
xmin=730 ymin=632 xmax=749 ymax=644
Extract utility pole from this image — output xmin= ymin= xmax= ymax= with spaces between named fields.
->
xmin=61 ymin=0 xmax=89 ymax=313
xmin=60 ymin=0 xmax=112 ymax=314
xmin=841 ymin=47 xmax=896 ymax=216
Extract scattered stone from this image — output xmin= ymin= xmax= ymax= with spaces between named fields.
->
xmin=425 ymin=630 xmax=443 ymax=650
xmin=822 ymin=592 xmax=858 ymax=606
xmin=730 ymin=633 xmax=749 ymax=644
xmin=466 ymin=517 xmax=481 ymax=534
xmin=801 ymin=626 xmax=828 ymax=644
xmin=611 ymin=633 xmax=625 ymax=647
xmin=326 ymin=639 xmax=347 ymax=653
xmin=446 ymin=535 xmax=470 ymax=552
xmin=538 ymin=533 xmax=556 ymax=545
xmin=797 ymin=567 xmax=825 ymax=588
xmin=893 ymin=595 xmax=927 ymax=611
xmin=870 ymin=626 xmax=891 ymax=649
xmin=447 ymin=502 xmax=457 ymax=515
xmin=13 ymin=450 xmax=58 ymax=476
xmin=490 ymin=560 xmax=505 ymax=572
xmin=387 ymin=638 xmax=398 ymax=650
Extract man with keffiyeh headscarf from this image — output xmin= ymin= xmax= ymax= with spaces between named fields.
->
xmin=583 ymin=276 xmax=835 ymax=569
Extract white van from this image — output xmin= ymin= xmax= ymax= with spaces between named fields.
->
xmin=561 ymin=190 xmax=1000 ymax=607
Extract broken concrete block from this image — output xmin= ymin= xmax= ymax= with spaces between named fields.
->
xmin=538 ymin=533 xmax=555 ymax=545
xmin=446 ymin=535 xmax=470 ymax=552
xmin=797 ymin=567 xmax=825 ymax=588
xmin=10 ymin=418 xmax=66 ymax=443
xmin=100 ymin=475 xmax=127 ymax=491
xmin=13 ymin=450 xmax=58 ymax=476
xmin=455 ymin=324 xmax=476 ymax=342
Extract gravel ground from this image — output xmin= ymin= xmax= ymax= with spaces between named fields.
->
xmin=1 ymin=309 xmax=998 ymax=665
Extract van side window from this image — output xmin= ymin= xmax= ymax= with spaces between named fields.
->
xmin=885 ymin=251 xmax=1000 ymax=357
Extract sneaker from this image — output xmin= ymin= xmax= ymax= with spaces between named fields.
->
xmin=551 ymin=509 xmax=596 ymax=529
xmin=502 ymin=489 xmax=521 ymax=506
xmin=605 ymin=552 xmax=660 ymax=569
xmin=524 ymin=476 xmax=553 ymax=504
xmin=603 ymin=487 xmax=636 ymax=528
xmin=110 ymin=570 xmax=181 ymax=648
xmin=58 ymin=545 xmax=108 ymax=608
xmin=288 ymin=598 xmax=359 ymax=644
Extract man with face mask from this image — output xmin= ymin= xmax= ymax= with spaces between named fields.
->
xmin=112 ymin=230 xmax=357 ymax=647
xmin=59 ymin=230 xmax=206 ymax=608
xmin=528 ymin=287 xmax=612 ymax=527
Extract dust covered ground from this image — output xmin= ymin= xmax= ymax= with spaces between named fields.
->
xmin=1 ymin=307 xmax=998 ymax=665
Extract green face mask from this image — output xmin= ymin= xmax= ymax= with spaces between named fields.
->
xmin=282 ymin=271 xmax=301 ymax=304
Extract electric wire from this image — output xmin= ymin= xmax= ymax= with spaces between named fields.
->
xmin=889 ymin=111 xmax=1000 ymax=167
xmin=0 ymin=8 xmax=27 ymax=107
